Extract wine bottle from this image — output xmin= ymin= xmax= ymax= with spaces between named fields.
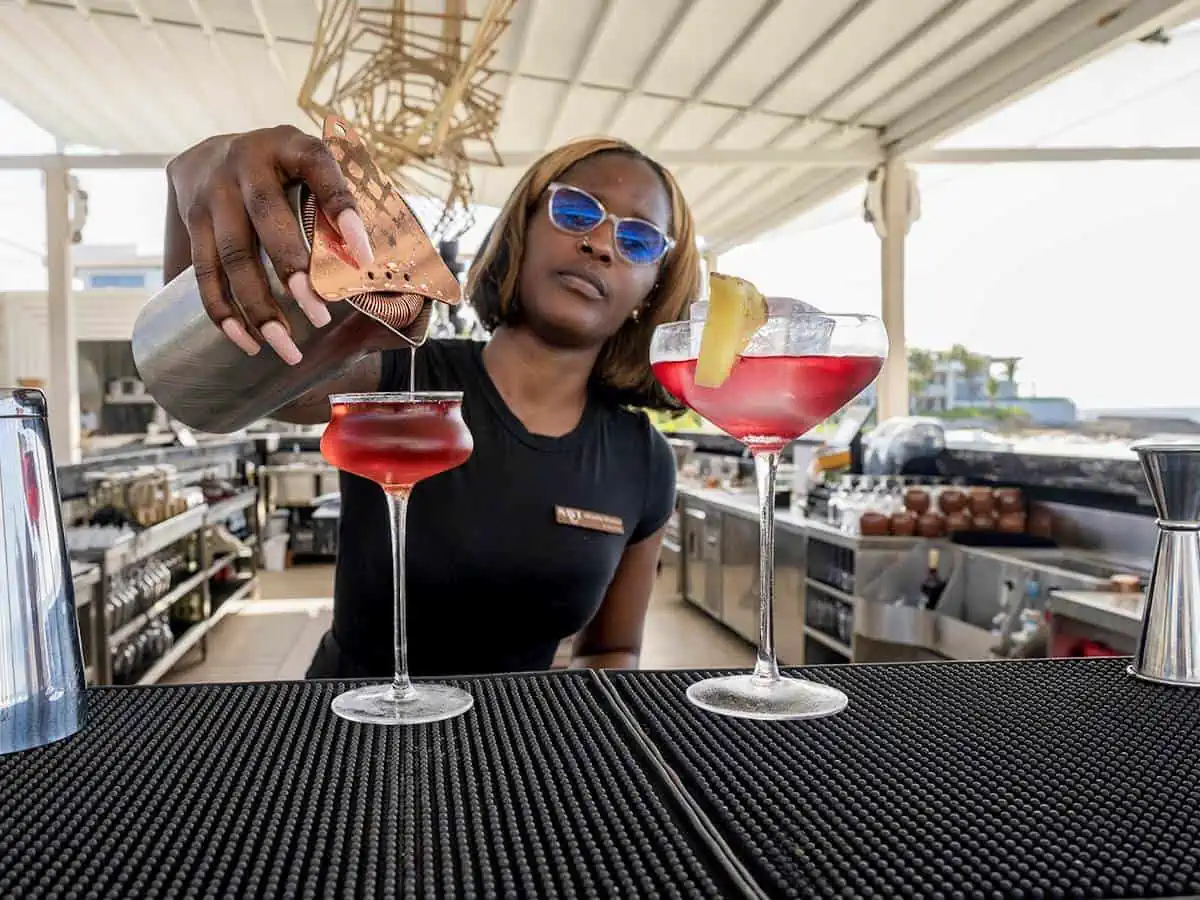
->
xmin=920 ymin=547 xmax=947 ymax=611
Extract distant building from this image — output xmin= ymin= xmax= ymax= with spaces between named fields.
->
xmin=1007 ymin=397 xmax=1078 ymax=427
xmin=909 ymin=353 xmax=1077 ymax=427
xmin=911 ymin=354 xmax=1018 ymax=412
xmin=73 ymin=244 xmax=163 ymax=292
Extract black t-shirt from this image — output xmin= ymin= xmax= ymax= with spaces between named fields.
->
xmin=327 ymin=339 xmax=676 ymax=677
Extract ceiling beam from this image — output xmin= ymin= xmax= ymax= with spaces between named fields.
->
xmin=849 ymin=0 xmax=1041 ymax=130
xmin=0 ymin=145 xmax=887 ymax=172
xmin=538 ymin=0 xmax=616 ymax=146
xmin=886 ymin=0 xmax=1200 ymax=156
xmin=248 ymin=0 xmax=290 ymax=84
xmin=689 ymin=0 xmax=1200 ymax=250
xmin=186 ymin=0 xmax=265 ymax=127
xmin=11 ymin=0 xmax=876 ymax=134
xmin=684 ymin=0 xmax=966 ymax=223
xmin=682 ymin=0 xmax=1043 ymax=233
xmin=707 ymin=168 xmax=869 ymax=255
xmin=645 ymin=0 xmax=786 ymax=149
xmin=9 ymin=142 xmax=1192 ymax=178
xmin=596 ymin=0 xmax=694 ymax=136
xmin=0 ymin=153 xmax=174 ymax=171
xmin=499 ymin=146 xmax=883 ymax=168
xmin=680 ymin=0 xmax=878 ymax=167
xmin=916 ymin=145 xmax=1200 ymax=163
xmin=702 ymin=137 xmax=1200 ymax=252
xmin=124 ymin=0 xmax=226 ymax=136
xmin=68 ymin=0 xmax=194 ymax=149
xmin=0 ymin=6 xmax=145 ymax=149
xmin=0 ymin=58 xmax=104 ymax=149
xmin=758 ymin=0 xmax=970 ymax=154
xmin=496 ymin=0 xmax=538 ymax=120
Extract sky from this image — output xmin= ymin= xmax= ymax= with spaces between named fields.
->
xmin=1 ymin=23 xmax=1199 ymax=411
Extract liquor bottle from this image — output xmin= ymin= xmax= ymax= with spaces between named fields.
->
xmin=920 ymin=547 xmax=947 ymax=610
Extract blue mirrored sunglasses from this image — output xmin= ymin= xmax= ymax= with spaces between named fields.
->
xmin=546 ymin=182 xmax=675 ymax=266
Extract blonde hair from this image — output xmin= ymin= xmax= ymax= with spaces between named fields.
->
xmin=466 ymin=137 xmax=701 ymax=410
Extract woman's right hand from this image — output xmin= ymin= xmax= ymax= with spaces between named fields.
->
xmin=166 ymin=125 xmax=374 ymax=364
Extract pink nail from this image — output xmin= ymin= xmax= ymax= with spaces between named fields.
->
xmin=221 ymin=319 xmax=260 ymax=356
xmin=288 ymin=272 xmax=331 ymax=327
xmin=336 ymin=208 xmax=374 ymax=268
xmin=260 ymin=321 xmax=303 ymax=366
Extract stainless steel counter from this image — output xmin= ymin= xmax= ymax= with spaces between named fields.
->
xmin=1049 ymin=589 xmax=1143 ymax=636
xmin=675 ymin=485 xmax=958 ymax=666
xmin=673 ymin=485 xmax=1154 ymax=665
xmin=677 ymin=484 xmax=920 ymax=548
xmin=853 ymin=600 xmax=998 ymax=662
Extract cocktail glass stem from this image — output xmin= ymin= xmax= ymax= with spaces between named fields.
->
xmin=384 ymin=488 xmax=416 ymax=703
xmin=752 ymin=450 xmax=782 ymax=684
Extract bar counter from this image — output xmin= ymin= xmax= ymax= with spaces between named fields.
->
xmin=3 ymin=659 xmax=1199 ymax=899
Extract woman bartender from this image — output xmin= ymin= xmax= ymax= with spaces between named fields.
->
xmin=163 ymin=126 xmax=702 ymax=678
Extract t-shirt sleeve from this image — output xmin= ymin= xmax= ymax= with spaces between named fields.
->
xmin=631 ymin=419 xmax=677 ymax=544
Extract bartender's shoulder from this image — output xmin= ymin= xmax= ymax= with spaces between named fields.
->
xmin=609 ymin=405 xmax=673 ymax=459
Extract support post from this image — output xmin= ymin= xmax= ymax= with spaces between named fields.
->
xmin=872 ymin=160 xmax=918 ymax=421
xmin=43 ymin=160 xmax=79 ymax=463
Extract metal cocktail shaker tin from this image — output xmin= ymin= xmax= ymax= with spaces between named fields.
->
xmin=132 ymin=116 xmax=461 ymax=434
xmin=0 ymin=389 xmax=88 ymax=756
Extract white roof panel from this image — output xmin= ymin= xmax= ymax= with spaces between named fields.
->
xmin=1 ymin=0 xmax=1197 ymax=251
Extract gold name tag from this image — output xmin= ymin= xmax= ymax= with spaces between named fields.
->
xmin=555 ymin=505 xmax=625 ymax=535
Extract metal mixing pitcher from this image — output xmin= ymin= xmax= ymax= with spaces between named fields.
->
xmin=132 ymin=116 xmax=461 ymax=434
xmin=0 ymin=389 xmax=88 ymax=756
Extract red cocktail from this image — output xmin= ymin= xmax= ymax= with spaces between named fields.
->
xmin=650 ymin=297 xmax=888 ymax=721
xmin=323 ymin=396 xmax=473 ymax=489
xmin=651 ymin=354 xmax=882 ymax=452
xmin=320 ymin=391 xmax=474 ymax=726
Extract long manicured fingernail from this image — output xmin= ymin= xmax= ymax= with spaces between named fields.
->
xmin=288 ymin=272 xmax=331 ymax=327
xmin=260 ymin=321 xmax=302 ymax=366
xmin=336 ymin=208 xmax=374 ymax=267
xmin=221 ymin=319 xmax=260 ymax=356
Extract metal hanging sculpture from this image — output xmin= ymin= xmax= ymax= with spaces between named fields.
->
xmin=299 ymin=0 xmax=516 ymax=239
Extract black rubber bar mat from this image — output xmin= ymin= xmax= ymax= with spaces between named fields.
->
xmin=0 ymin=674 xmax=757 ymax=899
xmin=604 ymin=658 xmax=1200 ymax=900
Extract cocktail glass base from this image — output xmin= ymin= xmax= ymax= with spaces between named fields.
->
xmin=686 ymin=673 xmax=848 ymax=721
xmin=331 ymin=682 xmax=474 ymax=726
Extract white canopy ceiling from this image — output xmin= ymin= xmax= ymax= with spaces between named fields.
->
xmin=1 ymin=0 xmax=1197 ymax=251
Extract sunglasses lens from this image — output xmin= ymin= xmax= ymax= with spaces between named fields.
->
xmin=616 ymin=220 xmax=668 ymax=265
xmin=550 ymin=187 xmax=603 ymax=233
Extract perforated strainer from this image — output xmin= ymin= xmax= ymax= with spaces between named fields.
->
xmin=304 ymin=115 xmax=461 ymax=347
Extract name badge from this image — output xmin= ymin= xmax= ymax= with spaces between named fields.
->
xmin=555 ymin=505 xmax=625 ymax=535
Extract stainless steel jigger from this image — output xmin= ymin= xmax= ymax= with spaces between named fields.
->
xmin=1130 ymin=437 xmax=1200 ymax=686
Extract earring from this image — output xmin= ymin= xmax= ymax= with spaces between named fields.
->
xmin=630 ymin=308 xmax=641 ymax=322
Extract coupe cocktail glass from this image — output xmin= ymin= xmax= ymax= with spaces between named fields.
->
xmin=320 ymin=391 xmax=474 ymax=725
xmin=650 ymin=299 xmax=887 ymax=720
